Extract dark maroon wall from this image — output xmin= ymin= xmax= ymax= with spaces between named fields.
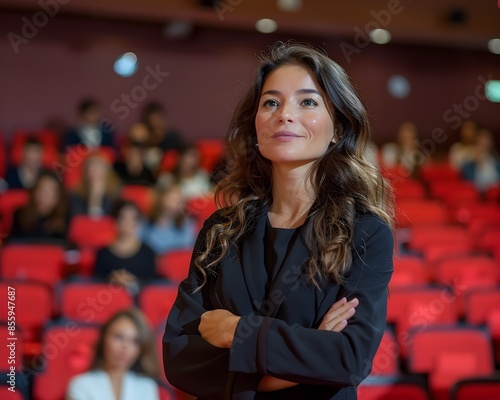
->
xmin=1 ymin=11 xmax=499 ymax=153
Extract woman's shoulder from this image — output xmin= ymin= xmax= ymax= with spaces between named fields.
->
xmin=353 ymin=212 xmax=393 ymax=243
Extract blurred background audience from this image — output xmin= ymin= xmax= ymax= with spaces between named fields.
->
xmin=66 ymin=308 xmax=161 ymax=400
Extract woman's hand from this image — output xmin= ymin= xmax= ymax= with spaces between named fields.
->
xmin=318 ymin=297 xmax=359 ymax=331
xmin=199 ymin=309 xmax=241 ymax=348
xmin=109 ymin=269 xmax=137 ymax=287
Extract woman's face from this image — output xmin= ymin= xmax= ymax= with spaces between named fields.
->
xmin=179 ymin=149 xmax=200 ymax=175
xmin=255 ymin=64 xmax=334 ymax=166
xmin=161 ymin=187 xmax=183 ymax=215
xmin=86 ymin=157 xmax=108 ymax=184
xmin=116 ymin=205 xmax=140 ymax=237
xmin=103 ymin=316 xmax=141 ymax=372
xmin=34 ymin=176 xmax=59 ymax=215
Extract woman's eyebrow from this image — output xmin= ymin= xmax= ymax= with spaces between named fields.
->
xmin=260 ymin=88 xmax=321 ymax=97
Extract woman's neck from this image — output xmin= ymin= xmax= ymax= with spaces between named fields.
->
xmin=269 ymin=162 xmax=315 ymax=228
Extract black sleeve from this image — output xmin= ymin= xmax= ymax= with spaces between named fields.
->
xmin=162 ymin=212 xmax=235 ymax=400
xmin=228 ymin=214 xmax=394 ymax=387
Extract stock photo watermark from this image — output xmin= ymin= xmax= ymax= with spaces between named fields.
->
xmin=340 ymin=0 xmax=413 ymax=63
xmin=7 ymin=0 xmax=70 ymax=54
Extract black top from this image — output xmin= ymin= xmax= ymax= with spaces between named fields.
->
xmin=113 ymin=161 xmax=156 ymax=186
xmin=94 ymin=242 xmax=157 ymax=281
xmin=263 ymin=216 xmax=297 ymax=297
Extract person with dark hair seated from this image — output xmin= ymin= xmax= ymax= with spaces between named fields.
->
xmin=141 ymin=102 xmax=184 ymax=153
xmin=94 ymin=200 xmax=157 ymax=294
xmin=113 ymin=123 xmax=156 ymax=186
xmin=66 ymin=308 xmax=161 ymax=400
xmin=6 ymin=136 xmax=44 ymax=189
xmin=10 ymin=170 xmax=69 ymax=242
xmin=64 ymin=99 xmax=115 ymax=150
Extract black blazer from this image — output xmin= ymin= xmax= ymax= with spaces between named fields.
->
xmin=163 ymin=203 xmax=394 ymax=400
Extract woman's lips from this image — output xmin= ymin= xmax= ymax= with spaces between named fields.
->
xmin=271 ymin=131 xmax=301 ymax=141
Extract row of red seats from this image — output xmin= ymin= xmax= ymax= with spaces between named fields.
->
xmin=0 ymin=244 xmax=192 ymax=286
xmin=0 ymin=279 xmax=178 ymax=359
xmin=0 ymin=188 xmax=217 ymax=238
xmin=0 ymin=130 xmax=225 ymax=181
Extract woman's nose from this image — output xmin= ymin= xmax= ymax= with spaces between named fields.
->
xmin=276 ymin=103 xmax=295 ymax=123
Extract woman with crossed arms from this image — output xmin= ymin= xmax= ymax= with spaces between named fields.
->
xmin=163 ymin=42 xmax=394 ymax=400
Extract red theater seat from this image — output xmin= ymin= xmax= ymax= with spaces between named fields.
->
xmin=0 ymin=189 xmax=29 ymax=235
xmin=0 ymin=281 xmax=52 ymax=355
xmin=358 ymin=377 xmax=429 ymax=400
xmin=59 ymin=282 xmax=133 ymax=324
xmin=420 ymin=164 xmax=460 ymax=183
xmin=158 ymin=250 xmax=192 ymax=282
xmin=387 ymin=287 xmax=459 ymax=355
xmin=390 ymin=256 xmax=428 ymax=288
xmin=11 ymin=129 xmax=60 ymax=168
xmin=138 ymin=283 xmax=178 ymax=329
xmin=465 ymin=287 xmax=500 ymax=326
xmin=409 ymin=327 xmax=494 ymax=400
xmin=396 ymin=200 xmax=449 ymax=228
xmin=121 ymin=185 xmax=153 ymax=215
xmin=371 ymin=330 xmax=400 ymax=376
xmin=196 ymin=139 xmax=224 ymax=172
xmin=33 ymin=324 xmax=100 ymax=400
xmin=68 ymin=216 xmax=116 ymax=248
xmin=186 ymin=194 xmax=217 ymax=229
xmin=392 ymin=179 xmax=426 ymax=200
xmin=0 ymin=244 xmax=65 ymax=285
xmin=451 ymin=377 xmax=500 ymax=400
xmin=437 ymin=257 xmax=498 ymax=290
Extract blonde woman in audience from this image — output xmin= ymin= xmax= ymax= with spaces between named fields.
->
xmin=70 ymin=153 xmax=121 ymax=218
xmin=66 ymin=308 xmax=160 ymax=400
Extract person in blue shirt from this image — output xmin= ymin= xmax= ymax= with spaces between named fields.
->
xmin=140 ymin=184 xmax=197 ymax=254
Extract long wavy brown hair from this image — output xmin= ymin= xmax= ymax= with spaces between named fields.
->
xmin=195 ymin=42 xmax=394 ymax=289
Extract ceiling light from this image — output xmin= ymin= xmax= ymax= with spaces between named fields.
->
xmin=369 ymin=28 xmax=392 ymax=44
xmin=255 ymin=18 xmax=278 ymax=34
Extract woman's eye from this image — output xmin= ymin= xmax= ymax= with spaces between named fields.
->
xmin=302 ymin=98 xmax=318 ymax=107
xmin=263 ymin=99 xmax=279 ymax=108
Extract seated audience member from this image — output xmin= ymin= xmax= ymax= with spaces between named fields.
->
xmin=10 ymin=170 xmax=69 ymax=242
xmin=64 ymin=99 xmax=115 ymax=150
xmin=381 ymin=122 xmax=424 ymax=175
xmin=140 ymin=185 xmax=197 ymax=254
xmin=114 ymin=123 xmax=156 ymax=186
xmin=6 ymin=136 xmax=43 ymax=189
xmin=94 ymin=200 xmax=157 ymax=294
xmin=66 ymin=308 xmax=160 ymax=400
xmin=141 ymin=103 xmax=184 ymax=170
xmin=157 ymin=145 xmax=212 ymax=200
xmin=449 ymin=119 xmax=478 ymax=170
xmin=462 ymin=128 xmax=500 ymax=192
xmin=70 ymin=153 xmax=120 ymax=218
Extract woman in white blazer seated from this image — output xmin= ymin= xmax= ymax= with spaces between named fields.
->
xmin=66 ymin=308 xmax=160 ymax=400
